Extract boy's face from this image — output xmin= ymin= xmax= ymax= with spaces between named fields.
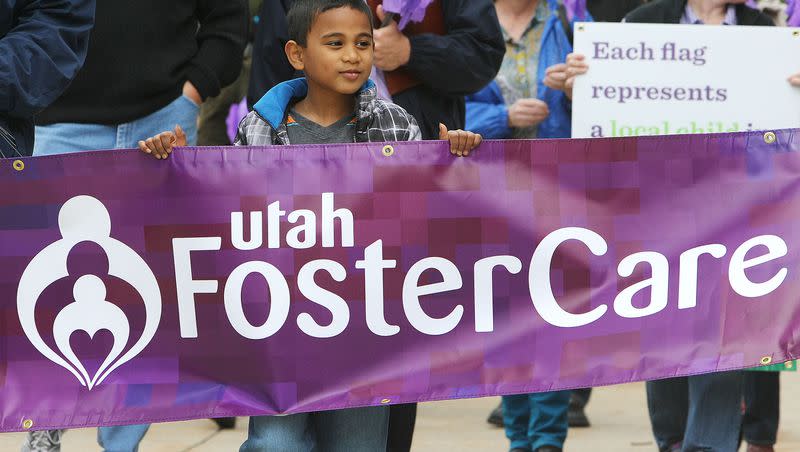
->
xmin=290 ymin=7 xmax=374 ymax=95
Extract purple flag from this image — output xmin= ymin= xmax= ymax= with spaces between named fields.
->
xmin=788 ymin=0 xmax=800 ymax=27
xmin=1 ymin=130 xmax=799 ymax=432
xmin=382 ymin=0 xmax=435 ymax=30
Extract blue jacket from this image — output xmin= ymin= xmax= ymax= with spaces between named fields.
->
xmin=466 ymin=0 xmax=588 ymax=139
xmin=0 ymin=0 xmax=95 ymax=157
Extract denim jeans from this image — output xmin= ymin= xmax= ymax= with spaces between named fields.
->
xmin=97 ymin=424 xmax=150 ymax=452
xmin=743 ymin=371 xmax=779 ymax=446
xmin=240 ymin=406 xmax=389 ymax=452
xmin=33 ymin=94 xmax=199 ymax=155
xmin=647 ymin=371 xmax=743 ymax=452
xmin=502 ymin=391 xmax=570 ymax=451
xmin=32 ymin=94 xmax=198 ymax=452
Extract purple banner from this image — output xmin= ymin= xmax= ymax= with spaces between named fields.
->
xmin=1 ymin=130 xmax=799 ymax=432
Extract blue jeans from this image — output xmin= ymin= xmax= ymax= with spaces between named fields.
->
xmin=32 ymin=95 xmax=198 ymax=452
xmin=240 ymin=406 xmax=389 ymax=452
xmin=97 ymin=424 xmax=149 ymax=452
xmin=646 ymin=371 xmax=743 ymax=452
xmin=502 ymin=391 xmax=570 ymax=451
xmin=33 ymin=94 xmax=199 ymax=155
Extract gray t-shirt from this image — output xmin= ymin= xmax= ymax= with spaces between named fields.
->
xmin=285 ymin=109 xmax=357 ymax=144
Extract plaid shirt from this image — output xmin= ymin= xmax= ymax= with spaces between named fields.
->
xmin=235 ymin=80 xmax=422 ymax=146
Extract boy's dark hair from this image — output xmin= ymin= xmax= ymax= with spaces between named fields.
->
xmin=287 ymin=0 xmax=373 ymax=46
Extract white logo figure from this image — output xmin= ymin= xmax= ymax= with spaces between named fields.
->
xmin=17 ymin=196 xmax=161 ymax=389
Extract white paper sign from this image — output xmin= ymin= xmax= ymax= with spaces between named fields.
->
xmin=571 ymin=22 xmax=800 ymax=138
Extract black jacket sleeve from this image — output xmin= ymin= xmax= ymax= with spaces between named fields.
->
xmin=0 ymin=0 xmax=95 ymax=119
xmin=247 ymin=0 xmax=299 ymax=107
xmin=404 ymin=0 xmax=505 ymax=96
xmin=186 ymin=0 xmax=249 ymax=100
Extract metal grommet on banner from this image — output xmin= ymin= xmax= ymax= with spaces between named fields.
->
xmin=12 ymin=160 xmax=24 ymax=171
xmin=380 ymin=398 xmax=391 ymax=404
xmin=22 ymin=419 xmax=33 ymax=430
xmin=763 ymin=132 xmax=777 ymax=144
xmin=760 ymin=356 xmax=773 ymax=366
xmin=794 ymin=30 xmax=800 ymax=37
xmin=382 ymin=145 xmax=394 ymax=157
xmin=577 ymin=24 xmax=585 ymax=32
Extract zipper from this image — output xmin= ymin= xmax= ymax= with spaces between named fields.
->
xmin=0 ymin=123 xmax=20 ymax=157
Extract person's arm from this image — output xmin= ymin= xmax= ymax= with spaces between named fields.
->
xmin=405 ymin=0 xmax=505 ymax=96
xmin=0 ymin=0 xmax=95 ymax=119
xmin=186 ymin=0 xmax=248 ymax=102
xmin=466 ymin=98 xmax=511 ymax=139
xmin=247 ymin=0 xmax=299 ymax=107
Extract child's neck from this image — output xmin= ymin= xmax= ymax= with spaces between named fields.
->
xmin=293 ymin=81 xmax=357 ymax=127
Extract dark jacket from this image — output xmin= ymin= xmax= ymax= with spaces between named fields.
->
xmin=625 ymin=0 xmax=774 ymax=25
xmin=588 ymin=0 xmax=645 ymax=22
xmin=382 ymin=0 xmax=506 ymax=139
xmin=0 ymin=0 xmax=94 ymax=157
xmin=247 ymin=0 xmax=299 ymax=108
xmin=37 ymin=0 xmax=248 ymax=127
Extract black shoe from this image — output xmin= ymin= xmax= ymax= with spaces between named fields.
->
xmin=534 ymin=447 xmax=562 ymax=452
xmin=487 ymin=403 xmax=504 ymax=427
xmin=510 ymin=449 xmax=530 ymax=452
xmin=211 ymin=417 xmax=236 ymax=429
xmin=568 ymin=396 xmax=590 ymax=428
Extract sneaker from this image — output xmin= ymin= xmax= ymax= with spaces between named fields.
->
xmin=487 ymin=403 xmax=504 ymax=427
xmin=211 ymin=417 xmax=236 ymax=429
xmin=746 ymin=445 xmax=775 ymax=452
xmin=21 ymin=430 xmax=63 ymax=452
xmin=534 ymin=447 xmax=562 ymax=452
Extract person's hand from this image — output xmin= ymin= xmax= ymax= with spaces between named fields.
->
xmin=508 ymin=99 xmax=549 ymax=128
xmin=182 ymin=81 xmax=202 ymax=106
xmin=439 ymin=123 xmax=482 ymax=157
xmin=138 ymin=125 xmax=187 ymax=160
xmin=543 ymin=63 xmax=569 ymax=92
xmin=374 ymin=5 xmax=411 ymax=71
xmin=789 ymin=72 xmax=800 ymax=87
xmin=564 ymin=53 xmax=589 ymax=99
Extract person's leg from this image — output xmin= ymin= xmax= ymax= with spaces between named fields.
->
xmin=240 ymin=413 xmax=313 ymax=452
xmin=502 ymin=394 xmax=533 ymax=451
xmin=315 ymin=406 xmax=389 ymax=452
xmin=742 ymin=371 xmax=779 ymax=447
xmin=682 ymin=371 xmax=743 ymax=452
xmin=386 ymin=403 xmax=416 ymax=452
xmin=569 ymin=388 xmax=592 ymax=428
xmin=198 ymin=55 xmax=251 ymax=146
xmin=33 ymin=123 xmax=116 ymax=155
xmin=97 ymin=424 xmax=150 ymax=452
xmin=528 ymin=391 xmax=570 ymax=451
xmin=125 ymin=95 xmax=199 ymax=148
xmin=646 ymin=377 xmax=689 ymax=452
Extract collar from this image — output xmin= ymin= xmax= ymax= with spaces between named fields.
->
xmin=682 ymin=3 xmax=738 ymax=25
xmin=502 ymin=0 xmax=550 ymax=44
xmin=253 ymin=78 xmax=376 ymax=129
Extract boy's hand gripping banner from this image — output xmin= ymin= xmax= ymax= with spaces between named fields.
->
xmin=1 ymin=130 xmax=799 ymax=431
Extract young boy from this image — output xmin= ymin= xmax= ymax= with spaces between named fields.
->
xmin=139 ymin=0 xmax=481 ymax=157
xmin=139 ymin=0 xmax=482 ymax=449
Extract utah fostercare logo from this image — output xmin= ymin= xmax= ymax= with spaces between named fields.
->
xmin=17 ymin=196 xmax=161 ymax=389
